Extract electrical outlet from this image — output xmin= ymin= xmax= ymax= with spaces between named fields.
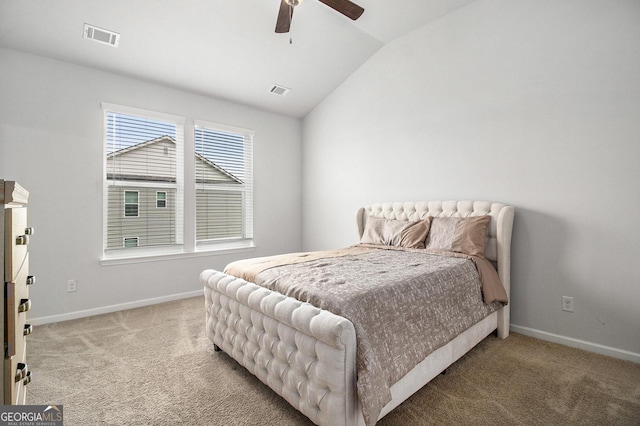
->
xmin=562 ymin=296 xmax=573 ymax=312
xmin=67 ymin=279 xmax=77 ymax=292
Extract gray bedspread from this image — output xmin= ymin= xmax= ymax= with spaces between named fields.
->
xmin=248 ymin=246 xmax=503 ymax=425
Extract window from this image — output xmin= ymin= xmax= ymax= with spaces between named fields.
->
xmin=103 ymin=104 xmax=184 ymax=254
xmin=195 ymin=121 xmax=253 ymax=244
xmin=102 ymin=104 xmax=254 ymax=260
xmin=123 ymin=237 xmax=139 ymax=248
xmin=156 ymin=191 xmax=167 ymax=208
xmin=124 ymin=191 xmax=139 ymax=217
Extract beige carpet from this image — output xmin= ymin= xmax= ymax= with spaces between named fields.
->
xmin=27 ymin=296 xmax=640 ymax=425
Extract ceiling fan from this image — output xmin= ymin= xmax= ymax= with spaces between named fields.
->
xmin=275 ymin=0 xmax=365 ymax=33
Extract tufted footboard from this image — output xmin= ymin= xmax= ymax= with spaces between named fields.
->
xmin=201 ymin=269 xmax=359 ymax=426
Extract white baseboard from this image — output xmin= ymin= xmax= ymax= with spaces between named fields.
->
xmin=510 ymin=324 xmax=640 ymax=364
xmin=28 ymin=304 xmax=640 ymax=364
xmin=28 ymin=289 xmax=204 ymax=326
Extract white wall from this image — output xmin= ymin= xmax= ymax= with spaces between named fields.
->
xmin=0 ymin=48 xmax=303 ymax=321
xmin=302 ymin=0 xmax=640 ymax=356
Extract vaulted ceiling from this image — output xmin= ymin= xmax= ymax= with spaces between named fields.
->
xmin=0 ymin=0 xmax=476 ymax=118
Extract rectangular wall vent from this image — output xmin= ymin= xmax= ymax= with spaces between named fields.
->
xmin=270 ymin=84 xmax=291 ymax=96
xmin=84 ymin=24 xmax=120 ymax=47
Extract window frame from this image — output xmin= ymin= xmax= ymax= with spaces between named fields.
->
xmin=156 ymin=191 xmax=167 ymax=209
xmin=102 ymin=103 xmax=185 ymax=260
xmin=123 ymin=237 xmax=139 ymax=248
xmin=194 ymin=120 xmax=254 ymax=249
xmin=101 ymin=103 xmax=255 ymax=265
xmin=124 ymin=190 xmax=139 ymax=217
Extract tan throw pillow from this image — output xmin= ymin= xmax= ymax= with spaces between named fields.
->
xmin=361 ymin=217 xmax=431 ymax=249
xmin=425 ymin=216 xmax=490 ymax=257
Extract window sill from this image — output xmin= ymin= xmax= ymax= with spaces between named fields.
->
xmin=100 ymin=242 xmax=256 ymax=266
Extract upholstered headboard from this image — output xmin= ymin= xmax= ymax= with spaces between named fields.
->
xmin=356 ymin=201 xmax=515 ymax=304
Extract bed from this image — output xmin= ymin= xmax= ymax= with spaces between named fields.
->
xmin=201 ymin=200 xmax=515 ymax=425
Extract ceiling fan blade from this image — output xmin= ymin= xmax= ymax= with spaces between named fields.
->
xmin=275 ymin=0 xmax=293 ymax=33
xmin=317 ymin=0 xmax=364 ymax=20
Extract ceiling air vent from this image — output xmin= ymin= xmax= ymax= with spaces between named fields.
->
xmin=270 ymin=84 xmax=291 ymax=96
xmin=84 ymin=24 xmax=120 ymax=47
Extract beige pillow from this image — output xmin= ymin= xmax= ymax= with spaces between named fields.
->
xmin=361 ymin=217 xmax=431 ymax=249
xmin=425 ymin=216 xmax=490 ymax=257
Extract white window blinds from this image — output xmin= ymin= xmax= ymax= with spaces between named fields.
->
xmin=194 ymin=121 xmax=253 ymax=244
xmin=103 ymin=104 xmax=184 ymax=253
